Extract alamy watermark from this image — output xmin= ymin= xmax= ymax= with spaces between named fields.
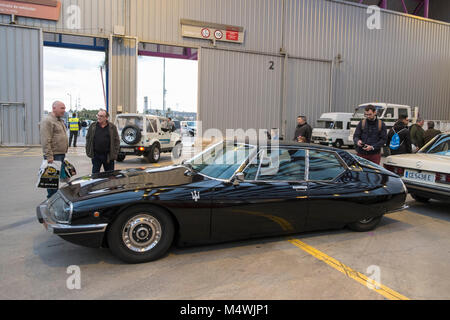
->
xmin=66 ymin=5 xmax=81 ymax=30
xmin=66 ymin=265 xmax=81 ymax=290
xmin=367 ymin=5 xmax=382 ymax=30
xmin=366 ymin=265 xmax=381 ymax=290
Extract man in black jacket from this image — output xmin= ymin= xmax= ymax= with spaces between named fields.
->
xmin=353 ymin=105 xmax=387 ymax=165
xmin=85 ymin=109 xmax=120 ymax=173
xmin=387 ymin=115 xmax=412 ymax=155
xmin=293 ymin=116 xmax=313 ymax=143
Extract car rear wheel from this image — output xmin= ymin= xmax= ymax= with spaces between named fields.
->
xmin=145 ymin=144 xmax=160 ymax=163
xmin=107 ymin=206 xmax=174 ymax=263
xmin=333 ymin=140 xmax=343 ymax=149
xmin=347 ymin=216 xmax=382 ymax=232
xmin=117 ymin=153 xmax=126 ymax=162
xmin=410 ymin=193 xmax=430 ymax=203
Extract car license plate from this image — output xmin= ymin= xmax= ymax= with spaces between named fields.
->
xmin=404 ymin=170 xmax=435 ymax=183
xmin=121 ymin=148 xmax=134 ymax=153
xmin=314 ymin=140 xmax=320 ymax=144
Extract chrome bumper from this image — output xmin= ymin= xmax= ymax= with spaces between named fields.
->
xmin=36 ymin=201 xmax=107 ymax=236
xmin=386 ymin=204 xmax=409 ymax=213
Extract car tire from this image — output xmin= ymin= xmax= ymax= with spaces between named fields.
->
xmin=121 ymin=125 xmax=142 ymax=145
xmin=172 ymin=142 xmax=182 ymax=159
xmin=410 ymin=193 xmax=430 ymax=203
xmin=146 ymin=144 xmax=160 ymax=163
xmin=333 ymin=140 xmax=343 ymax=149
xmin=117 ymin=153 xmax=126 ymax=162
xmin=107 ymin=205 xmax=174 ymax=263
xmin=347 ymin=216 xmax=382 ymax=232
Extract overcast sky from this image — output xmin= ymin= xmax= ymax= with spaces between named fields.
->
xmin=43 ymin=47 xmax=198 ymax=113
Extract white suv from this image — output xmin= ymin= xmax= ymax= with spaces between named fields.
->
xmin=115 ymin=114 xmax=182 ymax=163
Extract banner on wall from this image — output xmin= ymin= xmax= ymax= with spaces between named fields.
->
xmin=0 ymin=0 xmax=61 ymax=21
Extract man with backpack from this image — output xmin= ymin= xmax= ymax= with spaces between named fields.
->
xmin=387 ymin=115 xmax=412 ymax=155
xmin=353 ymin=105 xmax=387 ymax=165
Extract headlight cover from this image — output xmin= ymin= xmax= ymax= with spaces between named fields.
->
xmin=48 ymin=193 xmax=73 ymax=224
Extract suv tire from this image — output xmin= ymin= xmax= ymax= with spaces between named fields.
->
xmin=122 ymin=125 xmax=142 ymax=145
xmin=146 ymin=144 xmax=161 ymax=163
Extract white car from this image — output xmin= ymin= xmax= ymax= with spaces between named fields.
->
xmin=384 ymin=133 xmax=450 ymax=202
xmin=115 ymin=114 xmax=182 ymax=163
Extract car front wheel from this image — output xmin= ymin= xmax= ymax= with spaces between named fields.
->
xmin=347 ymin=216 xmax=382 ymax=232
xmin=107 ymin=205 xmax=174 ymax=263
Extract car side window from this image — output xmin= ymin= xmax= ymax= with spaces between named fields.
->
xmin=147 ymin=119 xmax=156 ymax=133
xmin=385 ymin=108 xmax=394 ymax=119
xmin=244 ymin=148 xmax=306 ymax=181
xmin=308 ymin=150 xmax=345 ymax=181
xmin=335 ymin=121 xmax=343 ymax=129
xmin=398 ymin=108 xmax=408 ymax=118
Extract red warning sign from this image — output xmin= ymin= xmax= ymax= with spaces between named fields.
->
xmin=226 ymin=30 xmax=239 ymax=41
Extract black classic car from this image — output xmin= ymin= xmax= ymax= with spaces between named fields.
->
xmin=37 ymin=140 xmax=407 ymax=263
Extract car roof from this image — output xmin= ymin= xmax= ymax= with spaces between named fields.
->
xmin=225 ymin=139 xmax=341 ymax=152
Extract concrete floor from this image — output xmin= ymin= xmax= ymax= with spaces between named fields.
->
xmin=0 ymin=140 xmax=449 ymax=300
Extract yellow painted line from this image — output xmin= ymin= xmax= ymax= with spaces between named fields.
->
xmin=288 ymin=238 xmax=410 ymax=300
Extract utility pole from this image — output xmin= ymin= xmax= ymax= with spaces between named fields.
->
xmin=163 ymin=58 xmax=167 ymax=117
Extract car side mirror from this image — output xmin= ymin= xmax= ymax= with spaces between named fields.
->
xmin=233 ymin=172 xmax=245 ymax=186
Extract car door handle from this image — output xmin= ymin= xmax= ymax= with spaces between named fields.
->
xmin=292 ymin=185 xmax=307 ymax=191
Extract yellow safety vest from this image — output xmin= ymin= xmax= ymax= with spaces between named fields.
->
xmin=69 ymin=118 xmax=79 ymax=131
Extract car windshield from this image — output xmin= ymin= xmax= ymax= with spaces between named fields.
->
xmin=352 ymin=106 xmax=384 ymax=118
xmin=116 ymin=116 xmax=143 ymax=131
xmin=186 ymin=141 xmax=257 ymax=180
xmin=187 ymin=121 xmax=196 ymax=127
xmin=351 ymin=154 xmax=387 ymax=171
xmin=419 ymin=135 xmax=450 ymax=156
xmin=316 ymin=120 xmax=335 ymax=129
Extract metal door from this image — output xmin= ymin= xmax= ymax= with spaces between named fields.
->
xmin=0 ymin=103 xmax=26 ymax=146
xmin=285 ymin=59 xmax=332 ymax=141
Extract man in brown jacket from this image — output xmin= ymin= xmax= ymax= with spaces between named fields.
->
xmin=85 ymin=109 xmax=120 ymax=173
xmin=40 ymin=101 xmax=69 ymax=198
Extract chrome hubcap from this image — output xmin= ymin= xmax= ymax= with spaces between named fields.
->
xmin=124 ymin=129 xmax=136 ymax=143
xmin=154 ymin=148 xmax=160 ymax=160
xmin=360 ymin=217 xmax=374 ymax=224
xmin=122 ymin=214 xmax=162 ymax=253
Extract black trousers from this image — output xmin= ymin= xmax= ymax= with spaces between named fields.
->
xmin=92 ymin=153 xmax=115 ymax=174
xmin=69 ymin=131 xmax=78 ymax=147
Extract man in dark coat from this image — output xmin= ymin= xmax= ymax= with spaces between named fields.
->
xmin=85 ymin=109 xmax=120 ymax=173
xmin=353 ymin=105 xmax=387 ymax=165
xmin=293 ymin=116 xmax=313 ymax=143
xmin=423 ymin=121 xmax=441 ymax=144
xmin=409 ymin=118 xmax=425 ymax=149
xmin=387 ymin=115 xmax=412 ymax=155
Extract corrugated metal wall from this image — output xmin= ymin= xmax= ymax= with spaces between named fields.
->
xmin=109 ymin=36 xmax=137 ymax=120
xmin=0 ymin=25 xmax=42 ymax=145
xmin=284 ymin=0 xmax=450 ymax=121
xmin=1 ymin=0 xmax=449 ymax=144
xmin=198 ymin=48 xmax=283 ymax=134
xmin=286 ymin=58 xmax=332 ymax=139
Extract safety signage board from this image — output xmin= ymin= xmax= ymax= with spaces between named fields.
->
xmin=181 ymin=19 xmax=244 ymax=44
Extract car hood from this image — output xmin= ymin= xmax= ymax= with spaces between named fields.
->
xmin=386 ymin=153 xmax=450 ymax=173
xmin=61 ymin=165 xmax=200 ymax=201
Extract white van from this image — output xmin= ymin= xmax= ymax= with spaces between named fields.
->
xmin=311 ymin=113 xmax=353 ymax=148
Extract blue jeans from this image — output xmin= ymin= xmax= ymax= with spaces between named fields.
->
xmin=92 ymin=153 xmax=115 ymax=174
xmin=44 ymin=154 xmax=65 ymax=199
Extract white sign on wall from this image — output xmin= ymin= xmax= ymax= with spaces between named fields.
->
xmin=181 ymin=19 xmax=245 ymax=44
